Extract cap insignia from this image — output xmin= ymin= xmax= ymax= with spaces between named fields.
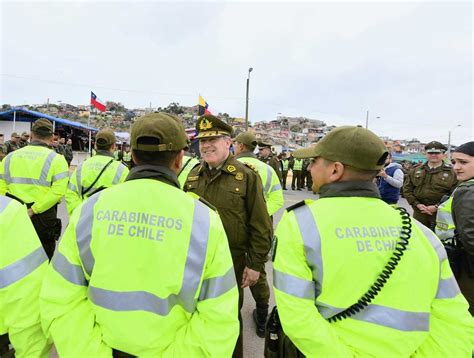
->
xmin=199 ymin=118 xmax=213 ymax=131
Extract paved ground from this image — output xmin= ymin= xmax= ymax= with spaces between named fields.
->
xmin=56 ymin=187 xmax=412 ymax=357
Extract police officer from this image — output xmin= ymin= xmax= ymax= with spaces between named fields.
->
xmin=0 ymin=133 xmax=6 ymax=162
xmin=0 ymin=196 xmax=50 ymax=357
xmin=4 ymin=132 xmax=20 ymax=154
xmin=403 ymin=141 xmax=458 ymax=229
xmin=0 ymin=119 xmax=69 ymax=259
xmin=234 ymin=131 xmax=284 ymax=337
xmin=66 ymin=128 xmax=129 ymax=215
xmin=40 ymin=112 xmax=239 ymax=357
xmin=258 ymin=141 xmax=282 ymax=184
xmin=279 ymin=152 xmax=289 ymax=190
xmin=185 ymin=114 xmax=272 ymax=357
xmin=18 ymin=132 xmax=30 ymax=148
xmin=64 ymin=138 xmax=73 ymax=166
xmin=272 ymin=126 xmax=472 ymax=356
xmin=291 ymin=156 xmax=303 ymax=190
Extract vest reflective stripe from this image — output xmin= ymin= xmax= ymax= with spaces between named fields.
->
xmin=293 ymin=159 xmax=303 ymax=170
xmin=87 ymin=200 xmax=211 ymax=314
xmin=198 ymin=267 xmax=236 ymax=301
xmin=52 ymin=171 xmax=69 ymax=182
xmin=4 ymin=150 xmax=60 ymax=187
xmin=112 ymin=164 xmax=125 ymax=185
xmin=0 ymin=197 xmax=10 ymax=213
xmin=264 ymin=166 xmax=272 ymax=193
xmin=435 ymin=196 xmax=455 ymax=240
xmin=176 ymin=200 xmax=211 ymax=311
xmin=416 ymin=223 xmax=447 ymax=262
xmin=52 ymin=252 xmax=87 ymax=286
xmin=271 ymin=184 xmax=282 ymax=192
xmin=294 ymin=205 xmax=323 ymax=296
xmin=89 ymin=285 xmax=182 ymax=315
xmin=68 ymin=182 xmax=78 ymax=193
xmin=0 ymin=247 xmax=47 ymax=289
xmin=351 ymin=304 xmax=429 ymax=332
xmin=76 ymin=163 xmax=83 ymax=195
xmin=3 ymin=155 xmax=12 ymax=183
xmin=273 ymin=268 xmax=316 ymax=299
xmin=39 ymin=151 xmax=58 ymax=183
xmin=436 ymin=277 xmax=461 ymax=299
xmin=76 ymin=193 xmax=101 ymax=277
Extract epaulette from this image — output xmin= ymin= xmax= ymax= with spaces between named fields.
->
xmin=244 ymin=162 xmax=258 ymax=173
xmin=286 ymin=200 xmax=306 ymax=212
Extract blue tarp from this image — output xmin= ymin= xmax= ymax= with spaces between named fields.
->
xmin=0 ymin=107 xmax=98 ymax=132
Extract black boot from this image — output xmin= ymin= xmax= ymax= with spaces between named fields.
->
xmin=253 ymin=305 xmax=268 ymax=338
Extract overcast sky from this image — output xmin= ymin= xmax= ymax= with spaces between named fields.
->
xmin=1 ymin=0 xmax=472 ymax=144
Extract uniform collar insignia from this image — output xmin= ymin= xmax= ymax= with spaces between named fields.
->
xmin=227 ymin=165 xmax=236 ymax=172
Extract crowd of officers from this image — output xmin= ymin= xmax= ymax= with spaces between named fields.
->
xmin=0 ymin=114 xmax=472 ymax=357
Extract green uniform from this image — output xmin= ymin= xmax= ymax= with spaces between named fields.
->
xmin=0 ymin=141 xmax=69 ymax=258
xmin=273 ymin=181 xmax=473 ymax=356
xmin=63 ymin=144 xmax=73 ymax=165
xmin=281 ymin=158 xmax=289 ymax=190
xmin=40 ymin=166 xmax=239 ymax=356
xmin=65 ymin=151 xmax=129 ymax=215
xmin=0 ymin=144 xmax=6 ymax=162
xmin=18 ymin=139 xmax=29 ymax=149
xmin=0 ymin=196 xmax=50 ymax=357
xmin=4 ymin=140 xmax=19 ymax=154
xmin=260 ymin=154 xmax=282 ymax=183
xmin=178 ymin=154 xmax=199 ymax=189
xmin=185 ymin=154 xmax=272 ymax=355
xmin=403 ymin=163 xmax=458 ymax=228
xmin=236 ymin=152 xmax=283 ymax=328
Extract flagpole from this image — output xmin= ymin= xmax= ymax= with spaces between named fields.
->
xmin=88 ymin=104 xmax=92 ymax=157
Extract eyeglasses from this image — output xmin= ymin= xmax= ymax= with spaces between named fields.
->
xmin=426 ymin=152 xmax=442 ymax=155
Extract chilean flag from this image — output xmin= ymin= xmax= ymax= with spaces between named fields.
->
xmin=90 ymin=91 xmax=106 ymax=112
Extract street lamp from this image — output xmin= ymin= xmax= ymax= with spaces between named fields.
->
xmin=447 ymin=124 xmax=462 ymax=158
xmin=365 ymin=110 xmax=380 ymax=129
xmin=245 ymin=67 xmax=253 ymax=131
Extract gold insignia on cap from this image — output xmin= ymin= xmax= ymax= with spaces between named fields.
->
xmin=235 ymin=172 xmax=244 ymax=180
xmin=199 ymin=118 xmax=213 ymax=131
xmin=227 ymin=165 xmax=236 ymax=172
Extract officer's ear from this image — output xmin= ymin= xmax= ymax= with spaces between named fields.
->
xmin=172 ymin=150 xmax=185 ymax=173
xmin=328 ymin=161 xmax=345 ymax=183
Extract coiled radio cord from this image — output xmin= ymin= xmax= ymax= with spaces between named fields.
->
xmin=328 ymin=207 xmax=412 ymax=322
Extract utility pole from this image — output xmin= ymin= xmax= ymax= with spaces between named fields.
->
xmin=245 ymin=67 xmax=253 ymax=131
xmin=365 ymin=110 xmax=369 ymax=129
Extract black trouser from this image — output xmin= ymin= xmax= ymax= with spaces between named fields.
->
xmin=30 ymin=205 xmax=61 ymax=260
xmin=291 ymin=171 xmax=301 ymax=190
xmin=281 ymin=171 xmax=288 ymax=189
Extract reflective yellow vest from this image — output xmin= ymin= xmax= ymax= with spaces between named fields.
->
xmin=293 ymin=158 xmax=303 ymax=171
xmin=65 ymin=153 xmax=129 ymax=214
xmin=0 ymin=144 xmax=69 ymax=214
xmin=40 ymin=178 xmax=239 ymax=356
xmin=281 ymin=159 xmax=289 ymax=171
xmin=0 ymin=196 xmax=50 ymax=357
xmin=273 ymin=197 xmax=472 ymax=356
xmin=237 ymin=155 xmax=284 ymax=216
xmin=123 ymin=151 xmax=132 ymax=162
xmin=435 ymin=179 xmax=474 ymax=240
xmin=178 ymin=155 xmax=199 ymax=189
